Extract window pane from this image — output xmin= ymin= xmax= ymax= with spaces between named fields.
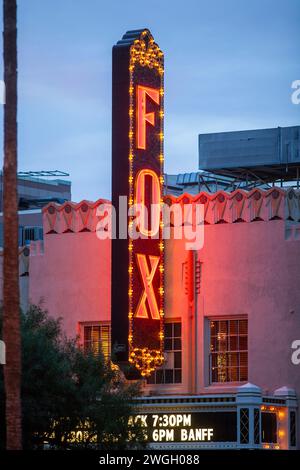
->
xmin=229 ymin=367 xmax=238 ymax=382
xmin=229 ymin=335 xmax=238 ymax=351
xmin=156 ymin=370 xmax=164 ymax=384
xmin=239 ymin=320 xmax=248 ymax=335
xmin=164 ymin=338 xmax=172 ymax=350
xmin=216 ymin=352 xmax=228 ymax=368
xmin=210 ymin=321 xmax=217 ymax=336
xmin=173 ymin=338 xmax=181 ymax=350
xmin=91 ymin=326 xmax=100 ymax=342
xmin=229 ymin=352 xmax=239 ymax=367
xmin=211 ymin=368 xmax=218 ymax=383
xmin=218 ymin=321 xmax=228 ymax=335
xmin=147 ymin=321 xmax=182 ymax=385
xmin=92 ymin=341 xmax=100 ymax=356
xmin=174 ymin=351 xmax=181 ymax=369
xmin=147 ymin=373 xmax=155 ymax=384
xmin=211 ymin=353 xmax=218 ymax=368
xmin=216 ymin=353 xmax=228 ymax=382
xmin=210 ymin=336 xmax=216 ymax=352
xmin=240 ymin=366 xmax=248 ymax=381
xmin=239 ymin=336 xmax=248 ymax=351
xmin=164 ymin=323 xmax=172 ymax=338
xmin=240 ymin=352 xmax=248 ymax=366
xmin=83 ymin=324 xmax=111 ymax=359
xmin=229 ymin=320 xmax=238 ymax=335
xmin=217 ymin=367 xmax=228 ymax=383
xmin=209 ymin=319 xmax=248 ymax=384
xmin=216 ymin=334 xmax=228 ymax=352
xmin=174 ymin=369 xmax=182 ymax=383
xmin=174 ymin=323 xmax=181 ymax=337
xmin=84 ymin=326 xmax=91 ymax=342
xmin=165 ymin=369 xmax=173 ymax=384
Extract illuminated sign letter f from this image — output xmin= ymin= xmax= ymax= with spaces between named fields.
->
xmin=137 ymin=85 xmax=160 ymax=150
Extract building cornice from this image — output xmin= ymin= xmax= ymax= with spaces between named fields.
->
xmin=42 ymin=188 xmax=300 ymax=234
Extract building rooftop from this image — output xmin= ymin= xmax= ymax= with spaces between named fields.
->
xmin=198 ymin=125 xmax=300 ymax=185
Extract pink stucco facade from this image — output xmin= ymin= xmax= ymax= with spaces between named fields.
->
xmin=29 ymin=232 xmax=111 ymax=336
xmin=28 ymin=189 xmax=300 ymax=449
xmin=162 ymin=219 xmax=300 ymax=393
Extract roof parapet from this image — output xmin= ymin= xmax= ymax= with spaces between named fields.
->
xmin=42 ymin=189 xmax=299 ymax=234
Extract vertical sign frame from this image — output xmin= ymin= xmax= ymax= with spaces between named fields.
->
xmin=112 ymin=29 xmax=164 ymax=377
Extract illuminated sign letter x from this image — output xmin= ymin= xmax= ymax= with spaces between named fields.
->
xmin=137 ymin=85 xmax=160 ymax=150
xmin=135 ymin=254 xmax=160 ymax=320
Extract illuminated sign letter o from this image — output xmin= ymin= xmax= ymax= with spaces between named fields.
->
xmin=135 ymin=169 xmax=161 ymax=237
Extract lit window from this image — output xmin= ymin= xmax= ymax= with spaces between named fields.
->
xmin=82 ymin=323 xmax=111 ymax=360
xmin=209 ymin=319 xmax=248 ymax=383
xmin=147 ymin=321 xmax=182 ymax=384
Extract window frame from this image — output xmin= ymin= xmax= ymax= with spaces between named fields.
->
xmin=208 ymin=316 xmax=248 ymax=385
xmin=147 ymin=319 xmax=182 ymax=385
xmin=79 ymin=321 xmax=111 ymax=361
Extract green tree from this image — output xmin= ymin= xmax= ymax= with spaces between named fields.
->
xmin=0 ymin=305 xmax=145 ymax=449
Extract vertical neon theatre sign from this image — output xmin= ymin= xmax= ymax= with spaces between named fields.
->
xmin=112 ymin=29 xmax=164 ymax=377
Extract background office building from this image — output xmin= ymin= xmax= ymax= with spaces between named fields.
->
xmin=0 ymin=171 xmax=71 ymax=310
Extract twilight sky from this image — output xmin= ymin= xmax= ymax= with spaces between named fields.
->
xmin=1 ymin=0 xmax=300 ymax=201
